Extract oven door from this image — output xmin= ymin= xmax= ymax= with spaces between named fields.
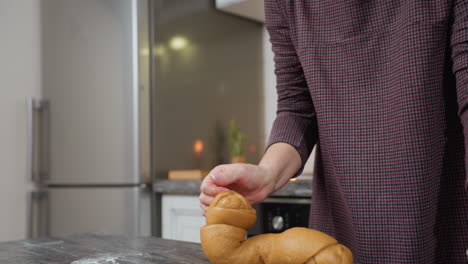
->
xmin=248 ymin=197 xmax=311 ymax=237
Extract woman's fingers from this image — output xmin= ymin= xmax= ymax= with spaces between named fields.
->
xmin=200 ymin=172 xmax=229 ymax=197
xmin=199 ymin=192 xmax=213 ymax=207
xmin=200 ymin=163 xmax=267 ymax=214
xmin=199 ymin=175 xmax=226 ymax=214
xmin=200 ymin=203 xmax=209 ymax=216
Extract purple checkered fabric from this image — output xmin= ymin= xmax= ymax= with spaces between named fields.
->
xmin=265 ymin=0 xmax=468 ymax=263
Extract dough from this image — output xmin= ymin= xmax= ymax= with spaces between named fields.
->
xmin=200 ymin=191 xmax=353 ymax=264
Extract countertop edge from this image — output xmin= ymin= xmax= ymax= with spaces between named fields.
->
xmin=153 ymin=179 xmax=312 ymax=198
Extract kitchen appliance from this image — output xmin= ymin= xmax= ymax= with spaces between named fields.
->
xmin=248 ymin=197 xmax=311 ymax=237
xmin=28 ymin=0 xmax=152 ymax=238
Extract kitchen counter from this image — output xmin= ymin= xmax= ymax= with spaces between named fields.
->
xmin=153 ymin=179 xmax=312 ymax=197
xmin=0 ymin=233 xmax=208 ymax=264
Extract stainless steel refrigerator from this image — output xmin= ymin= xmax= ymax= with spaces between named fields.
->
xmin=28 ymin=0 xmax=152 ymax=238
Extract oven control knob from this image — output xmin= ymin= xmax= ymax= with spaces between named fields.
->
xmin=272 ymin=216 xmax=284 ymax=231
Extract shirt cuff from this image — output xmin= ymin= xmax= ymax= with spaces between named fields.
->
xmin=266 ymin=113 xmax=317 ymax=177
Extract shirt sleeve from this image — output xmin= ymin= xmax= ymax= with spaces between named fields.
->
xmin=264 ymin=0 xmax=318 ymax=176
xmin=451 ymin=0 xmax=468 ymax=190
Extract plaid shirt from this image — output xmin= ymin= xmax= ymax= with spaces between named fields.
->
xmin=265 ymin=0 xmax=468 ymax=263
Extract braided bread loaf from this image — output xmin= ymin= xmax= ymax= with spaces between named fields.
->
xmin=200 ymin=191 xmax=353 ymax=264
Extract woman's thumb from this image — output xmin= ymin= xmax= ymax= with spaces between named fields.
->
xmin=209 ymin=165 xmax=240 ymax=187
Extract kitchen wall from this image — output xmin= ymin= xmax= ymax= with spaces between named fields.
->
xmin=151 ymin=1 xmax=264 ymax=177
xmin=0 ymin=0 xmax=42 ymax=241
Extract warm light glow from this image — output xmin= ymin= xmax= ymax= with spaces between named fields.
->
xmin=248 ymin=144 xmax=257 ymax=153
xmin=193 ymin=139 xmax=204 ymax=154
xmin=139 ymin=47 xmax=150 ymax=56
xmin=169 ymin=36 xmax=188 ymax=50
xmin=153 ymin=45 xmax=166 ymax=56
xmin=289 ymin=178 xmax=297 ymax=182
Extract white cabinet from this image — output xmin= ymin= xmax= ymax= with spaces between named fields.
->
xmin=162 ymin=195 xmax=205 ymax=243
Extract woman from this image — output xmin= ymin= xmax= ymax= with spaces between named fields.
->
xmin=200 ymin=0 xmax=468 ymax=262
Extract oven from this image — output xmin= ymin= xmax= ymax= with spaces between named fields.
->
xmin=248 ymin=197 xmax=311 ymax=237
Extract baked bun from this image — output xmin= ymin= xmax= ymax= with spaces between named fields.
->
xmin=200 ymin=190 xmax=353 ymax=264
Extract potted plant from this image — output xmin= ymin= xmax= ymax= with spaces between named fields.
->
xmin=227 ymin=120 xmax=247 ymax=163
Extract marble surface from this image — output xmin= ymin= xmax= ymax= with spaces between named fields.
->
xmin=153 ymin=179 xmax=312 ymax=197
xmin=0 ymin=233 xmax=209 ymax=264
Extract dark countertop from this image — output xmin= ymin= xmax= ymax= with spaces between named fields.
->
xmin=153 ymin=179 xmax=312 ymax=198
xmin=0 ymin=233 xmax=209 ymax=264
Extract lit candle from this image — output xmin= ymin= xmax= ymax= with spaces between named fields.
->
xmin=193 ymin=139 xmax=204 ymax=169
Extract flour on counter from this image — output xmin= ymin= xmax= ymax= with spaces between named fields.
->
xmin=71 ymin=252 xmax=144 ymax=264
xmin=22 ymin=240 xmax=64 ymax=247
xmin=71 ymin=252 xmax=165 ymax=264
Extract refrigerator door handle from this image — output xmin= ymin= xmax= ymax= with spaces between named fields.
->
xmin=28 ymin=98 xmax=50 ymax=183
xmin=28 ymin=191 xmax=50 ymax=238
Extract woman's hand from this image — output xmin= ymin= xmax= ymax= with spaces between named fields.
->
xmin=199 ymin=143 xmax=303 ymax=215
xmin=199 ymin=163 xmax=275 ymax=215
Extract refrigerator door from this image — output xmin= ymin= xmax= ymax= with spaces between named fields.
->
xmin=48 ymin=187 xmax=151 ymax=237
xmin=41 ymin=0 xmax=142 ymax=184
